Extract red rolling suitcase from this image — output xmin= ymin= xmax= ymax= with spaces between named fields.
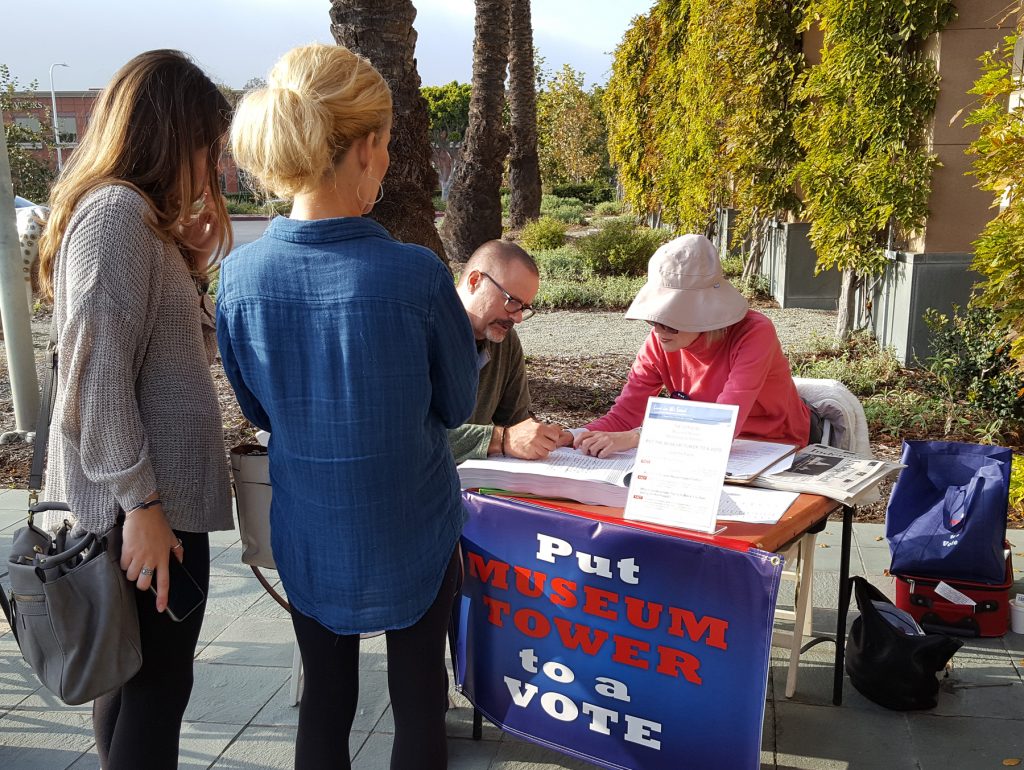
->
xmin=893 ymin=552 xmax=1013 ymax=638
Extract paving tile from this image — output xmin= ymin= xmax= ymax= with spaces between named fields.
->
xmin=803 ymin=539 xmax=860 ymax=574
xmin=0 ymin=508 xmax=28 ymax=528
xmin=0 ymin=635 xmax=42 ymax=709
xmin=767 ymin=643 xmax=876 ymax=711
xmin=198 ymin=615 xmax=297 ymax=668
xmin=489 ymin=735 xmax=605 ymax=769
xmin=208 ymin=725 xmax=298 ymax=769
xmin=852 ymin=522 xmax=886 ymax=545
xmin=183 ymin=660 xmax=289 ymax=725
xmin=358 ymin=631 xmax=389 ymax=672
xmin=348 ymin=731 xmax=501 ymax=770
xmin=66 ymin=722 xmax=244 ymax=770
xmin=448 ymin=735 xmax=503 ymax=769
xmin=858 ymin=545 xmax=893 ymax=576
xmin=0 ymin=489 xmax=30 ymax=512
xmin=209 ymin=545 xmax=253 ymax=578
xmin=252 ymin=669 xmax=389 ymax=734
xmin=209 ymin=525 xmax=242 ymax=549
xmin=203 ymin=575 xmax=268 ymax=618
xmin=210 ymin=725 xmax=367 ymax=769
xmin=0 ymin=707 xmax=94 ymax=770
xmin=929 ymin=646 xmax=1024 ymax=719
xmin=761 ymin=684 xmax=776 ymax=751
xmin=773 ymin=700 xmax=917 ymax=769
xmin=241 ymin=587 xmax=293 ymax=620
xmin=194 ymin=612 xmax=237 ymax=657
xmin=447 ymin=691 xmax=505 ymax=742
xmin=907 ymin=713 xmax=1024 ymax=769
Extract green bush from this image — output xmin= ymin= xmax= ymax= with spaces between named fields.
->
xmin=534 ymin=275 xmax=646 ymax=310
xmin=532 ymin=246 xmax=593 ymax=280
xmin=550 ymin=182 xmax=614 ymax=205
xmin=594 ymin=200 xmax=623 ymax=217
xmin=540 ymin=194 xmax=584 ymax=212
xmin=789 ymin=332 xmax=903 ymax=396
xmin=520 ymin=216 xmax=568 ymax=250
xmin=737 ymin=275 xmax=772 ymax=302
xmin=575 ymin=219 xmax=669 ymax=276
xmin=720 ymin=254 xmax=744 ymax=278
xmin=924 ymin=306 xmax=1024 ymax=421
xmin=432 ymin=194 xmax=446 ymax=212
xmin=225 ymin=199 xmax=263 ymax=215
xmin=545 ymin=203 xmax=587 ymax=225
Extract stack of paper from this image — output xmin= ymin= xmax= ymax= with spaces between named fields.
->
xmin=750 ymin=443 xmax=904 ymax=504
xmin=457 ymin=439 xmax=799 ymax=510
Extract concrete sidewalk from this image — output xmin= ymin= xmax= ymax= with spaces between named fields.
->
xmin=1 ymin=486 xmax=1022 ymax=769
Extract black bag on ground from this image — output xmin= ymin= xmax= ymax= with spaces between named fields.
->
xmin=845 ymin=576 xmax=961 ymax=710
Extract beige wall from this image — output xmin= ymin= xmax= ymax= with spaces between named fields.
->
xmin=923 ymin=3 xmax=1017 ymax=252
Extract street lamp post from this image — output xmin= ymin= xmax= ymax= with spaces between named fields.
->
xmin=48 ymin=62 xmax=69 ymax=174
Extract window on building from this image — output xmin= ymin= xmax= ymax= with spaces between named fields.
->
xmin=56 ymin=115 xmax=78 ymax=145
xmin=13 ymin=116 xmax=43 ymax=147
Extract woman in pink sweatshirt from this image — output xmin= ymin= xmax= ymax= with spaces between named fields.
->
xmin=575 ymin=234 xmax=816 ymax=458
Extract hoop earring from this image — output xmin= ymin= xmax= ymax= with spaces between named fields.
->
xmin=356 ymin=168 xmax=385 ymax=207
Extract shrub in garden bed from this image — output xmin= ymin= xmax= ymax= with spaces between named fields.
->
xmin=521 ymin=216 xmax=568 ymax=250
xmin=534 ymin=275 xmax=646 ymax=310
xmin=550 ymin=182 xmax=614 ymax=205
xmin=575 ymin=218 xmax=669 ymax=276
xmin=594 ymin=200 xmax=623 ymax=217
xmin=924 ymin=306 xmax=1024 ymax=422
xmin=532 ymin=246 xmax=593 ymax=280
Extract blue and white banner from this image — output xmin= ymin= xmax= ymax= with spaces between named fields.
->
xmin=454 ymin=492 xmax=783 ymax=770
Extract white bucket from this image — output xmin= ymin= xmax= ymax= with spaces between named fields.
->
xmin=1011 ymin=595 xmax=1024 ymax=635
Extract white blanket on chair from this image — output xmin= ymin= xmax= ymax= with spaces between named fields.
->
xmin=793 ymin=377 xmax=871 ymax=457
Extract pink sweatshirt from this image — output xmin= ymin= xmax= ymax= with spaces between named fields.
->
xmin=586 ymin=310 xmax=810 ymax=446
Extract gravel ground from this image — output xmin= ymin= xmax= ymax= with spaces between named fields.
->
xmin=516 ymin=306 xmax=837 ymax=358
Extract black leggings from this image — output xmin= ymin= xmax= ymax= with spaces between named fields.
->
xmin=93 ymin=530 xmax=210 ymax=770
xmin=291 ymin=546 xmax=460 ymax=770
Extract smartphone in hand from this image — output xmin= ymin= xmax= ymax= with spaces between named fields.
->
xmin=150 ymin=556 xmax=206 ymax=622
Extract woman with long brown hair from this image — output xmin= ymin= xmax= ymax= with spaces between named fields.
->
xmin=38 ymin=49 xmax=233 ymax=769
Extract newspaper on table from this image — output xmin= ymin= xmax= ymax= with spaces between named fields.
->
xmin=749 ymin=443 xmax=903 ymax=505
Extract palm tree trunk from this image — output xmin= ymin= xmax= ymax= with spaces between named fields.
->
xmin=440 ymin=0 xmax=510 ymax=264
xmin=507 ymin=0 xmax=541 ymax=230
xmin=330 ymin=0 xmax=448 ymax=265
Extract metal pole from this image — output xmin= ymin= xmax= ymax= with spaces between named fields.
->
xmin=0 ymin=108 xmax=41 ymax=443
xmin=48 ymin=63 xmax=68 ymax=174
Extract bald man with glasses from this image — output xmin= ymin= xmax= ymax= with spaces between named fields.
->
xmin=449 ymin=240 xmax=572 ymax=463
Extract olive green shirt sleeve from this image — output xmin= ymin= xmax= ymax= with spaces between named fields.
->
xmin=449 ymin=329 xmax=532 ymax=464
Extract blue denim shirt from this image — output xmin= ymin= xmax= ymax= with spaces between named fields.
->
xmin=217 ymin=216 xmax=478 ymax=634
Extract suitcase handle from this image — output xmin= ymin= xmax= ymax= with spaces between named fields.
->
xmin=919 ymin=612 xmax=980 ymax=637
xmin=908 ymin=592 xmax=999 ymax=614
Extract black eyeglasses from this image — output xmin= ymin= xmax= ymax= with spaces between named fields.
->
xmin=480 ymin=272 xmax=536 ymax=320
xmin=646 ymin=320 xmax=679 ymax=334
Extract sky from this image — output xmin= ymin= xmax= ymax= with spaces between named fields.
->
xmin=4 ymin=0 xmax=653 ymax=93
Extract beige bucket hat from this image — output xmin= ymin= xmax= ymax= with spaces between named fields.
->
xmin=625 ymin=234 xmax=748 ymax=333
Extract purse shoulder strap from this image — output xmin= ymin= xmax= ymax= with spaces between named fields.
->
xmin=28 ymin=323 xmax=58 ymax=503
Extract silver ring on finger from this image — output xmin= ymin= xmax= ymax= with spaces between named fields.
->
xmin=140 ymin=566 xmax=155 ymax=577
xmin=171 ymin=538 xmax=183 ymax=552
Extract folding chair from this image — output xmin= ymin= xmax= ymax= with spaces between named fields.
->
xmin=771 ymin=378 xmax=870 ymax=697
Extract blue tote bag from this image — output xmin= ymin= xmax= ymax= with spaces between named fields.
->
xmin=886 ymin=440 xmax=1011 ymax=584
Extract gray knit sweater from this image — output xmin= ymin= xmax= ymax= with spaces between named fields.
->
xmin=44 ymin=185 xmax=232 ymax=534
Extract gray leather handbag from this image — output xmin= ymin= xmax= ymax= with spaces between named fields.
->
xmin=0 ymin=327 xmax=142 ymax=705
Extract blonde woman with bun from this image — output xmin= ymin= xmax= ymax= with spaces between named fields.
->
xmin=37 ymin=50 xmax=233 ymax=769
xmin=217 ymin=44 xmax=477 ymax=769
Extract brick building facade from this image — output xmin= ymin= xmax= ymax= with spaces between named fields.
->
xmin=6 ymin=90 xmax=245 ymax=196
